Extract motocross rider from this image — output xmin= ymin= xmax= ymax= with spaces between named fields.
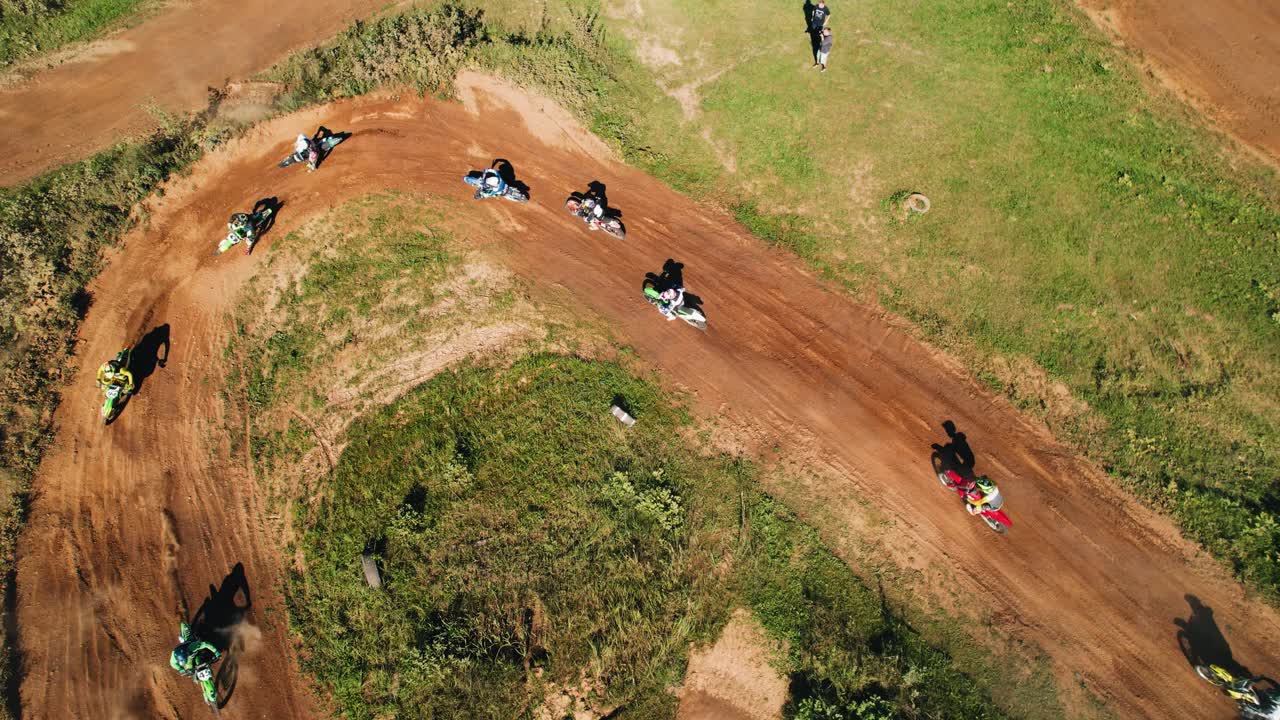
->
xmin=962 ymin=475 xmax=1003 ymax=515
xmin=294 ymin=134 xmax=318 ymax=169
xmin=170 ymin=622 xmax=220 ymax=677
xmin=476 ymin=169 xmax=506 ymax=199
xmin=96 ymin=351 xmax=135 ymax=394
xmin=659 ymin=287 xmax=685 ymax=321
xmin=228 ymin=213 xmax=258 ymax=246
xmin=579 ymin=195 xmax=607 ymax=229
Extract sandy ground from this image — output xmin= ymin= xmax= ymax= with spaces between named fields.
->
xmin=677 ymin=609 xmax=787 ymax=720
xmin=13 ymin=74 xmax=1280 ymax=720
xmin=1078 ymin=0 xmax=1280 ymax=165
xmin=0 ymin=0 xmax=389 ymax=185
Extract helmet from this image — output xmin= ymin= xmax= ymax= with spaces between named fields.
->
xmin=975 ymin=476 xmax=995 ymax=494
xmin=173 ymin=645 xmax=191 ymax=666
xmin=660 ymin=289 xmax=677 ymax=301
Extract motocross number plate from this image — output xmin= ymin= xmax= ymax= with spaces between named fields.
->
xmin=195 ymin=667 xmax=212 ymax=682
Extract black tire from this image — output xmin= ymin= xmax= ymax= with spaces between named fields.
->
xmin=1195 ymin=665 xmax=1230 ymax=689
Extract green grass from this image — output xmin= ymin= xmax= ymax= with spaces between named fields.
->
xmin=222 ymin=192 xmax=1022 ymax=718
xmin=282 ymin=355 xmax=1014 ymax=720
xmin=0 ymin=0 xmax=151 ymax=69
xmin=501 ymin=0 xmax=1280 ymax=599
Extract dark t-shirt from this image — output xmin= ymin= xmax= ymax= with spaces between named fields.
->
xmin=810 ymin=4 xmax=831 ymax=31
xmin=819 ymin=32 xmax=833 ymax=53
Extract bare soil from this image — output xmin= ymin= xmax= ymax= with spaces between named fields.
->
xmin=0 ymin=0 xmax=389 ymax=185
xmin=14 ymin=81 xmax=1280 ymax=720
xmin=1078 ymin=0 xmax=1280 ymax=165
xmin=677 ymin=609 xmax=787 ymax=720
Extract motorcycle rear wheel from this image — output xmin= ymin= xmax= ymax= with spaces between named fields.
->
xmin=602 ymin=221 xmax=625 ymax=240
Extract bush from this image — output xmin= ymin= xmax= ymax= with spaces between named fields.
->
xmin=267 ymin=2 xmax=484 ymax=109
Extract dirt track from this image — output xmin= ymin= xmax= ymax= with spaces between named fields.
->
xmin=1078 ymin=0 xmax=1280 ymax=164
xmin=0 ymin=0 xmax=388 ymax=186
xmin=14 ymin=76 xmax=1280 ymax=719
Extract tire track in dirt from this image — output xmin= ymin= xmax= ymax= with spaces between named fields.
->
xmin=14 ymin=77 xmax=1280 ymax=719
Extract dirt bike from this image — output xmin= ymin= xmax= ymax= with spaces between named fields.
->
xmin=642 ymin=281 xmax=707 ymax=331
xmin=462 ymin=174 xmax=529 ymax=203
xmin=938 ymin=468 xmax=1013 ymax=534
xmin=565 ymin=196 xmax=625 ymax=240
xmin=278 ymin=135 xmax=345 ymax=170
xmin=216 ymin=208 xmax=273 ymax=255
xmin=194 ymin=660 xmax=220 ymax=713
xmin=1196 ymin=664 xmax=1280 ymax=718
xmin=178 ymin=622 xmax=221 ymax=713
xmin=100 ymin=349 xmax=133 ymax=423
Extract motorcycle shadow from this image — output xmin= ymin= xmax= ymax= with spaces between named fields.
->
xmin=491 ymin=158 xmax=531 ymax=199
xmin=311 ymin=126 xmax=351 ymax=170
xmin=190 ymin=562 xmax=252 ymax=709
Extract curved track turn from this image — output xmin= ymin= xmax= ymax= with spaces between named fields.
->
xmin=15 ymin=79 xmax=1280 ymax=720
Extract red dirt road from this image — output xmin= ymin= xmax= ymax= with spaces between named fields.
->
xmin=0 ymin=0 xmax=388 ymax=186
xmin=1079 ymin=0 xmax=1280 ymax=164
xmin=16 ymin=81 xmax=1280 ymax=719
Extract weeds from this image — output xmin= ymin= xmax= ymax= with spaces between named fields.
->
xmin=285 ymin=356 xmax=1009 ymax=719
xmin=0 ymin=0 xmax=150 ymax=68
xmin=266 ymin=3 xmax=484 ymax=110
xmin=0 ymin=110 xmax=209 ymax=719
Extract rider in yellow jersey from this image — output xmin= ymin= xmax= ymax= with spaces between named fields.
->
xmin=97 ymin=350 xmax=135 ymax=394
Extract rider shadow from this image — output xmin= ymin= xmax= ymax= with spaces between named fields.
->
xmin=586 ymin=181 xmax=612 ymax=212
xmin=310 ymin=126 xmax=351 ymax=170
xmin=130 ymin=323 xmax=170 ymax=394
xmin=929 ymin=419 xmax=976 ymax=480
xmin=492 ymin=159 xmax=531 ymax=199
xmin=648 ymin=258 xmax=684 ymax=292
xmin=251 ymin=197 xmax=284 ymax=237
xmin=191 ymin=562 xmax=252 ymax=709
xmin=1175 ymin=594 xmax=1251 ymax=677
xmin=802 ymin=1 xmax=819 ymax=54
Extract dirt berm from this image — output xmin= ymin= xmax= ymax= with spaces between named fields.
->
xmin=15 ymin=76 xmax=1280 ymax=719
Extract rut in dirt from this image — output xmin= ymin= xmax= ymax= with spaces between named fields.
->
xmin=13 ymin=76 xmax=1280 ymax=720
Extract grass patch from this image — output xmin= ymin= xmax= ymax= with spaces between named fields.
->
xmin=0 ymin=0 xmax=151 ymax=69
xmin=521 ymin=0 xmax=1280 ymax=599
xmin=285 ymin=355 xmax=1013 ymax=719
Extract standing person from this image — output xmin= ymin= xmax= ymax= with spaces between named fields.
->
xmin=808 ymin=0 xmax=831 ymax=65
xmin=808 ymin=0 xmax=831 ymax=34
xmin=816 ymin=27 xmax=833 ymax=72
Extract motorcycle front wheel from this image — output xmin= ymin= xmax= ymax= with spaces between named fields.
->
xmin=1195 ymin=665 xmax=1231 ymax=689
xmin=981 ymin=515 xmax=1009 ymax=534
